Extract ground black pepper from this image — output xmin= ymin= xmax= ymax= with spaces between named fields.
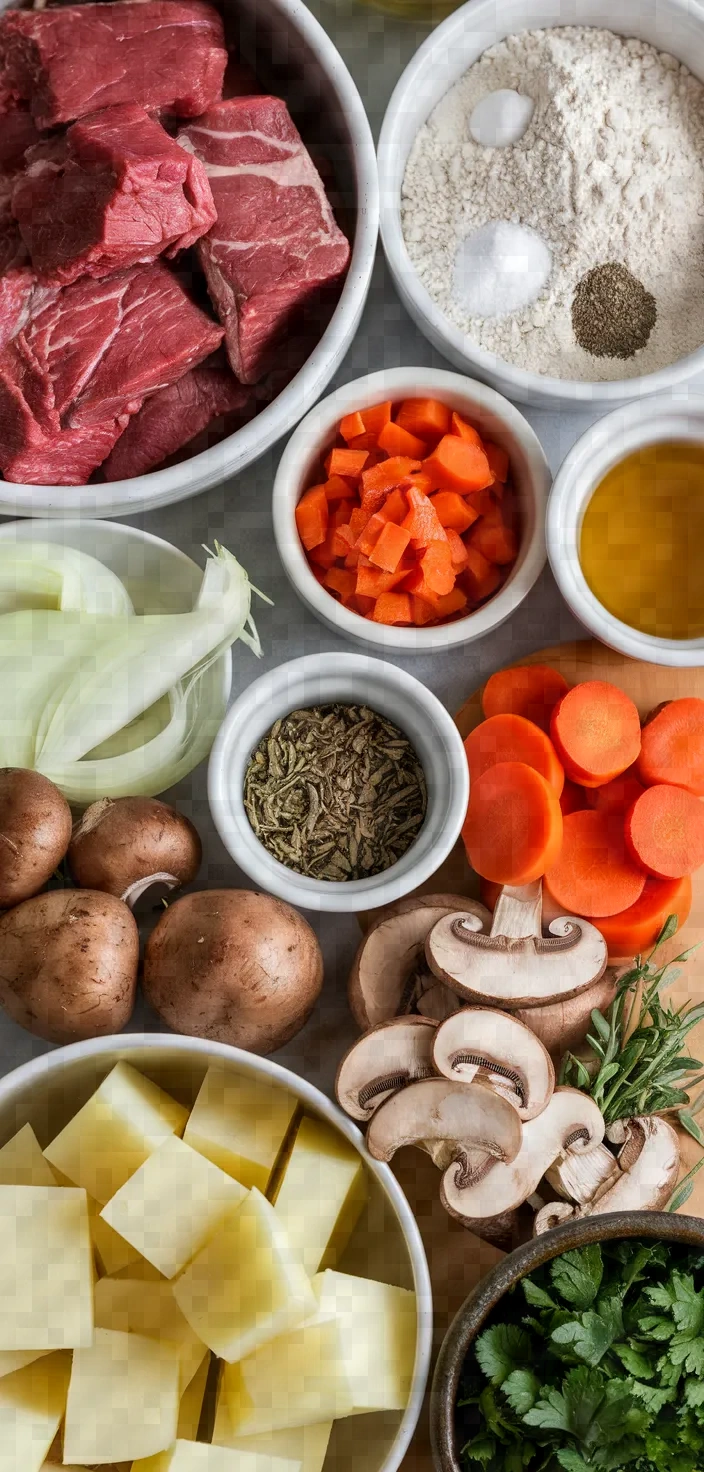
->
xmin=571 ymin=262 xmax=657 ymax=359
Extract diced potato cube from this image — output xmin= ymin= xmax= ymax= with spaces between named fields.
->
xmin=0 ymin=1185 xmax=92 ymax=1349
xmin=214 ymin=1416 xmax=332 ymax=1472
xmin=0 ymin=1349 xmax=52 ymax=1381
xmin=101 ymin=1135 xmax=247 ymax=1279
xmin=0 ymin=1352 xmax=71 ymax=1472
xmin=94 ymin=1276 xmax=207 ymax=1391
xmin=63 ymin=1328 xmax=180 ymax=1464
xmin=312 ymin=1271 xmax=416 ymax=1414
xmin=112 ymin=1257 xmax=165 ymax=1282
xmin=0 ymin=1125 xmax=57 ymax=1187
xmin=218 ymin=1318 xmax=357 ymax=1434
xmin=45 ymin=1062 xmax=188 ymax=1204
xmin=173 ymin=1188 xmax=316 ymax=1362
xmin=133 ymin=1441 xmax=301 ymax=1472
xmin=89 ymin=1196 xmax=141 ymax=1278
xmin=177 ymin=1351 xmax=210 ymax=1440
xmin=184 ymin=1068 xmax=296 ymax=1191
xmin=271 ymin=1117 xmax=365 ymax=1276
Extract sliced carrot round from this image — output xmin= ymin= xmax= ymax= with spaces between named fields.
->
xmin=481 ymin=664 xmax=569 ymax=733
xmin=550 ymin=680 xmax=641 ymax=787
xmin=464 ymin=714 xmax=564 ymax=797
xmin=560 ymin=780 xmax=588 ymax=816
xmin=588 ymin=876 xmax=692 ymax=959
xmin=637 ymin=697 xmax=704 ymax=796
xmin=544 ymin=808 xmax=645 ymax=917
xmin=462 ymin=760 xmax=563 ymax=885
xmin=625 ymin=784 xmax=704 ymax=879
xmin=586 ymin=768 xmax=645 ymax=816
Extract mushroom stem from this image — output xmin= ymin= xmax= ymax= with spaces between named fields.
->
xmin=545 ymin=1142 xmax=621 ymax=1206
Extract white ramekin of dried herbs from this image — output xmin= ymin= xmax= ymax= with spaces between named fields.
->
xmin=207 ymin=652 xmax=469 ymax=913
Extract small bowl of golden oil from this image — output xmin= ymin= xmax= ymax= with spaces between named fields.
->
xmin=547 ymin=396 xmax=704 ymax=666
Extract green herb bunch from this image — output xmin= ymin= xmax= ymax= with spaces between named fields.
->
xmin=459 ymin=1239 xmax=704 ymax=1471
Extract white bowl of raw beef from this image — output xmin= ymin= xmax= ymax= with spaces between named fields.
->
xmin=0 ymin=0 xmax=378 ymax=517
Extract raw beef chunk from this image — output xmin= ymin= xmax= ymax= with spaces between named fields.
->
xmin=0 ymin=1 xmax=227 ymax=129
xmin=0 ymin=105 xmax=41 ymax=175
xmin=179 ymin=96 xmax=350 ymax=383
xmin=0 ymin=261 xmax=223 ymax=484
xmin=0 ymin=191 xmax=33 ymax=351
xmin=103 ymin=354 xmax=254 ymax=478
xmin=12 ymin=103 xmax=217 ymax=287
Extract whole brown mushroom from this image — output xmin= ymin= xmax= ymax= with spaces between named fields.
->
xmin=68 ymin=797 xmax=202 ymax=908
xmin=0 ymin=889 xmax=138 ymax=1043
xmin=143 ymin=889 xmax=324 ymax=1054
xmin=0 ymin=768 xmax=72 ymax=908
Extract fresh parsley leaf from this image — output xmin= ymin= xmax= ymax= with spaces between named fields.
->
xmin=555 ymin=1451 xmax=591 ymax=1472
xmin=684 ymin=1378 xmax=704 ymax=1408
xmin=611 ymin=1343 xmax=654 ymax=1379
xmin=475 ymin=1325 xmax=533 ymax=1386
xmin=550 ymin=1300 xmax=623 ymax=1367
xmin=461 ymin=1433 xmax=497 ymax=1465
xmin=523 ymin=1385 xmax=572 ymax=1435
xmin=670 ymin=1335 xmax=704 ymax=1374
xmin=551 ymin=1246 xmax=603 ymax=1310
xmin=522 ymin=1278 xmax=557 ymax=1310
xmin=670 ymin=1273 xmax=704 ymax=1335
xmin=502 ymin=1369 xmax=541 ymax=1415
xmin=629 ymin=1380 xmax=674 ymax=1414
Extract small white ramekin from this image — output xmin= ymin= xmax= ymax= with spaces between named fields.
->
xmin=272 ymin=367 xmax=550 ymax=653
xmin=208 ymin=651 xmax=469 ymax=913
xmin=547 ymin=393 xmax=704 ymax=667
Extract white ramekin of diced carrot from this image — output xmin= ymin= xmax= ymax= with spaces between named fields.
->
xmin=272 ymin=368 xmax=551 ymax=650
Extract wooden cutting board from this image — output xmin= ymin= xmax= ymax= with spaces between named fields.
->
xmin=391 ymin=640 xmax=704 ymax=1469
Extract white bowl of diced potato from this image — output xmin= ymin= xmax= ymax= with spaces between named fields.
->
xmin=0 ymin=1036 xmax=432 ymax=1472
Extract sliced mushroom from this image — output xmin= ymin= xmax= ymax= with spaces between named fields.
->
xmin=426 ymin=882 xmax=608 ymax=1008
xmin=335 ymin=1017 xmax=438 ymax=1121
xmin=416 ymin=982 xmax=463 ymax=1022
xmin=534 ymin=1200 xmax=576 ymax=1234
xmin=440 ymin=1086 xmax=605 ymax=1224
xmin=514 ymin=970 xmax=618 ymax=1058
xmin=432 ymin=1008 xmax=554 ymax=1121
xmin=588 ymin=1116 xmax=680 ymax=1214
xmin=545 ymin=1140 xmax=621 ymax=1206
xmin=348 ymin=894 xmax=491 ymax=1029
xmin=366 ymin=1078 xmax=523 ymax=1192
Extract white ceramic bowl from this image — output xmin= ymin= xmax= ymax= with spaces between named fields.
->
xmin=0 ymin=518 xmax=231 ymax=782
xmin=378 ymin=0 xmax=704 ymax=410
xmin=0 ymin=1033 xmax=433 ymax=1472
xmin=0 ymin=0 xmax=378 ymax=519
xmin=547 ymin=393 xmax=704 ymax=667
xmin=208 ymin=651 xmax=469 ymax=912
xmin=272 ymin=367 xmax=550 ymax=652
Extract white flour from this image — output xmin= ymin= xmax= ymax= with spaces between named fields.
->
xmin=401 ymin=27 xmax=704 ymax=381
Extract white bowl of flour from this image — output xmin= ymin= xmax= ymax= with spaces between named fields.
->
xmin=379 ymin=0 xmax=704 ymax=408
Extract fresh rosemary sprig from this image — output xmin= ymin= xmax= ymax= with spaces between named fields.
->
xmin=560 ymin=915 xmax=704 ymax=1133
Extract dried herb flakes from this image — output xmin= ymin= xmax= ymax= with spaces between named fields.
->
xmin=243 ymin=703 xmax=427 ymax=882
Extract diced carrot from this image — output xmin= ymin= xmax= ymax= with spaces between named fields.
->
xmin=356 ymin=562 xmax=410 ymax=597
xmin=560 ymin=780 xmax=587 ymax=816
xmin=325 ymin=447 xmax=369 ymax=478
xmin=351 ymin=593 xmax=375 ymax=616
xmin=355 ymin=512 xmax=388 ymax=557
xmin=414 ymin=539 xmax=455 ymax=597
xmin=586 ymin=875 xmax=692 ymax=959
xmin=372 ymin=592 xmax=413 ymax=625
xmin=461 ymin=545 xmax=501 ymax=603
xmin=308 ymin=529 xmax=337 ymax=569
xmin=411 ymin=595 xmax=437 ymax=626
xmin=369 ymin=521 xmax=411 ymax=573
xmin=464 ymin=713 xmax=564 ymax=796
xmin=637 ymin=697 xmax=704 ymax=796
xmin=348 ymin=507 xmax=368 ymax=539
xmin=396 ymin=398 xmax=452 ymax=441
xmin=423 ymin=435 xmax=493 ymax=495
xmin=310 ymin=565 xmax=327 ymax=585
xmin=587 ymin=769 xmax=645 ymax=816
xmin=446 ymin=527 xmax=470 ymax=573
xmin=381 ymin=487 xmax=409 ymax=525
xmin=361 ymin=456 xmax=422 ymax=497
xmin=360 ymin=401 xmax=392 ymax=437
xmin=295 ymin=484 xmax=328 ymax=550
xmin=339 ymin=410 xmax=366 ymax=444
xmin=347 ymin=433 xmax=381 ymax=453
xmin=484 ymin=441 xmax=510 ymax=483
xmin=469 ymin=514 xmax=518 ymax=566
xmin=625 ymin=784 xmax=704 ymax=879
xmin=431 ymin=587 xmax=468 ymax=618
xmin=545 ymin=808 xmax=645 ymax=917
xmin=378 ymin=420 xmax=428 ymax=459
xmin=470 ymin=488 xmax=500 ymax=516
xmin=331 ymin=523 xmax=355 ymax=559
xmin=401 ymin=471 xmax=433 ymax=498
xmin=462 ymin=760 xmax=563 ymax=885
xmin=330 ymin=498 xmax=354 ymax=528
xmin=550 ymin=682 xmax=642 ymax=787
xmin=430 ymin=490 xmax=478 ymax=533
xmin=323 ymin=566 xmax=356 ymax=600
xmin=344 ymin=545 xmax=360 ymax=569
xmin=360 ymin=485 xmax=389 ymax=519
xmin=450 ymin=411 xmax=484 ymax=448
xmin=482 ymin=664 xmax=569 ymax=733
xmin=402 ymin=486 xmax=447 ymax=548
xmin=325 ymin=474 xmax=355 ymax=503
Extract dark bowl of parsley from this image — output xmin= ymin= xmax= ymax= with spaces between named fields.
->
xmin=431 ymin=1211 xmax=704 ymax=1472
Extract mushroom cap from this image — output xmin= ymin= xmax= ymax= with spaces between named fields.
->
xmin=533 ymin=1201 xmax=575 ymax=1235
xmin=68 ymin=796 xmax=202 ymax=906
xmin=426 ymin=910 xmax=608 ymax=1007
xmin=514 ymin=970 xmax=618 ymax=1058
xmin=366 ymin=1077 xmax=522 ymax=1169
xmin=587 ymin=1116 xmax=680 ymax=1215
xmin=335 ymin=1016 xmax=438 ymax=1121
xmin=348 ymin=894 xmax=490 ymax=1028
xmin=432 ymin=1008 xmax=554 ymax=1121
xmin=440 ymin=1086 xmax=605 ymax=1222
